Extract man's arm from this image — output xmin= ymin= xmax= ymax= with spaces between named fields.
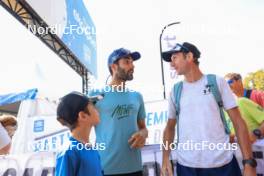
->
xmin=227 ymin=107 xmax=256 ymax=175
xmin=162 ymin=119 xmax=176 ymax=161
xmin=0 ymin=143 xmax=11 ymax=155
xmin=128 ymin=119 xmax=148 ymax=149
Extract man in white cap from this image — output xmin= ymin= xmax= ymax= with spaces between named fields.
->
xmin=161 ymin=42 xmax=256 ymax=176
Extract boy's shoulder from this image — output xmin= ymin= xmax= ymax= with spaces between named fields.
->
xmin=56 ymin=137 xmax=80 ymax=158
xmin=56 ymin=145 xmax=78 ymax=159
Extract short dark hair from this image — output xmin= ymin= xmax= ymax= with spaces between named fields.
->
xmin=182 ymin=52 xmax=200 ymax=65
xmin=224 ymin=73 xmax=242 ymax=80
xmin=193 ymin=58 xmax=200 ymax=65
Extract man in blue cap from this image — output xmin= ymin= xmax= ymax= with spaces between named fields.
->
xmin=89 ymin=48 xmax=148 ymax=176
xmin=161 ymin=42 xmax=256 ymax=176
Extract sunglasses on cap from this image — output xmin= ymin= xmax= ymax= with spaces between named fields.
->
xmin=88 ymin=94 xmax=104 ymax=105
xmin=172 ymin=43 xmax=190 ymax=53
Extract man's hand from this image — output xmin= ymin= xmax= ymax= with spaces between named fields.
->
xmin=249 ymin=132 xmax=257 ymax=144
xmin=128 ymin=130 xmax=147 ymax=149
xmin=243 ymin=164 xmax=256 ymax=176
xmin=161 ymin=119 xmax=176 ymax=176
xmin=161 ymin=159 xmax=173 ymax=176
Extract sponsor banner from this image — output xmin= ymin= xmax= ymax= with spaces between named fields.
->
xmin=145 ymin=100 xmax=169 ymax=145
xmin=2 ymin=144 xmax=264 ymax=176
xmin=1 ymin=147 xmax=170 ymax=176
xmin=25 ymin=0 xmax=97 ymax=77
xmin=14 ymin=100 xmax=169 ymax=154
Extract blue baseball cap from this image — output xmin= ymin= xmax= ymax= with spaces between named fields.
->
xmin=108 ymin=48 xmax=141 ymax=66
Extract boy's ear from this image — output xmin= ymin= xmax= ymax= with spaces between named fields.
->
xmin=78 ymin=111 xmax=88 ymax=121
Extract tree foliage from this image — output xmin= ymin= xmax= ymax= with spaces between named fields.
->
xmin=244 ymin=69 xmax=264 ymax=91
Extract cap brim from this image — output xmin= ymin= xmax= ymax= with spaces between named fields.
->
xmin=162 ymin=50 xmax=181 ymax=62
xmin=130 ymin=52 xmax=141 ymax=61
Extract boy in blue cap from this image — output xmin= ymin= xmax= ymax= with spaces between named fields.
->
xmin=89 ymin=48 xmax=148 ymax=176
xmin=55 ymin=92 xmax=103 ymax=176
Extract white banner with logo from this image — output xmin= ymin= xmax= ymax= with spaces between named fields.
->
xmin=2 ymin=144 xmax=264 ymax=176
xmin=6 ymin=98 xmax=264 ymax=175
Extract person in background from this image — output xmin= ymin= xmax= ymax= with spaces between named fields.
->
xmin=0 ymin=114 xmax=17 ymax=155
xmin=224 ymin=73 xmax=264 ymax=143
xmin=225 ymin=73 xmax=264 ymax=108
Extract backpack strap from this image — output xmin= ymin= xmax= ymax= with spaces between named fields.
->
xmin=173 ymin=81 xmax=183 ymax=144
xmin=206 ymin=74 xmax=230 ymax=134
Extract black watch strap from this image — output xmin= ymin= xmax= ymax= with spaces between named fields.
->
xmin=242 ymin=158 xmax=257 ymax=168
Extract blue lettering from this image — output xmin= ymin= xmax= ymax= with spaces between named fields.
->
xmin=146 ymin=111 xmax=168 ymax=126
xmin=44 ymin=139 xmax=49 ymax=150
xmin=52 ymin=137 xmax=57 ymax=149
xmin=59 ymin=134 xmax=64 ymax=145
xmin=146 ymin=112 xmax=153 ymax=126
xmin=154 ymin=112 xmax=163 ymax=124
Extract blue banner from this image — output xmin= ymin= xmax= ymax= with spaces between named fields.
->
xmin=0 ymin=89 xmax=38 ymax=106
xmin=62 ymin=0 xmax=97 ymax=77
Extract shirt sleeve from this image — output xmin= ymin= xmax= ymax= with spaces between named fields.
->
xmin=0 ymin=123 xmax=11 ymax=149
xmin=55 ymin=150 xmax=78 ymax=176
xmin=217 ymin=76 xmax=237 ymax=110
xmin=238 ymin=97 xmax=264 ymax=124
xmin=137 ymin=93 xmax=146 ymax=120
xmin=168 ymin=89 xmax=177 ymax=119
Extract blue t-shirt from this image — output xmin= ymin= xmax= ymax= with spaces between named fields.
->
xmin=89 ymin=87 xmax=146 ymax=175
xmin=55 ymin=137 xmax=103 ymax=176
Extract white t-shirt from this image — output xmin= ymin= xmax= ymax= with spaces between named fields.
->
xmin=0 ymin=123 xmax=11 ymax=150
xmin=168 ymin=75 xmax=237 ymax=168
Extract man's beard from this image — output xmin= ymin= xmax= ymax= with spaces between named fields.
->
xmin=116 ymin=66 xmax=133 ymax=81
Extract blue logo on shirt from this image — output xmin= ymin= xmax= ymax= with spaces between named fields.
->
xmin=111 ymin=104 xmax=133 ymax=119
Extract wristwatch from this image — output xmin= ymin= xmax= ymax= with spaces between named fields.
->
xmin=253 ymin=129 xmax=262 ymax=139
xmin=242 ymin=158 xmax=257 ymax=168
